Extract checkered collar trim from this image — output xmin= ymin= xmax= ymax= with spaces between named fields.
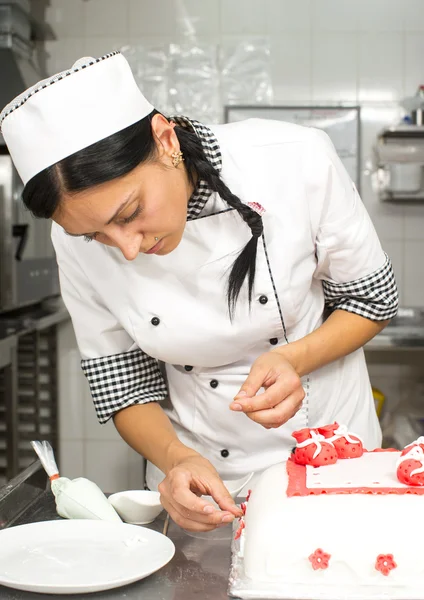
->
xmin=170 ymin=116 xmax=222 ymax=221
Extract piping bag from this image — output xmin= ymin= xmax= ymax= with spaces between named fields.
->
xmin=31 ymin=440 xmax=121 ymax=522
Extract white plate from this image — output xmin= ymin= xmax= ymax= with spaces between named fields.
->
xmin=0 ymin=519 xmax=175 ymax=594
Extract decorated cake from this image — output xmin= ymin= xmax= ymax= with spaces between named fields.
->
xmin=230 ymin=425 xmax=424 ymax=600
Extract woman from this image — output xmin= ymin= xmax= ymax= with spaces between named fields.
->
xmin=0 ymin=52 xmax=398 ymax=532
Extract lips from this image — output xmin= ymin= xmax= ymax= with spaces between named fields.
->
xmin=145 ymin=239 xmax=163 ymax=254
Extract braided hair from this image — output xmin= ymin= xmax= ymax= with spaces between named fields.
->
xmin=21 ymin=111 xmax=263 ymax=317
xmin=174 ymin=125 xmax=263 ymax=317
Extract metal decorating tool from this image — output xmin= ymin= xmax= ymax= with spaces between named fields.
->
xmin=162 ymin=513 xmax=170 ymax=537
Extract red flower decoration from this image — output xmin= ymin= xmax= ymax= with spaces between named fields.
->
xmin=375 ymin=554 xmax=397 ymax=576
xmin=308 ymin=548 xmax=331 ymax=570
xmin=234 ymin=519 xmax=245 ymax=540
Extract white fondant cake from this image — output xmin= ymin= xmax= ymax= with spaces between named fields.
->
xmin=235 ymin=450 xmax=424 ymax=600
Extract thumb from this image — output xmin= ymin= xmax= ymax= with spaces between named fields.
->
xmin=233 ymin=364 xmax=266 ymax=402
xmin=210 ymin=479 xmax=243 ymax=517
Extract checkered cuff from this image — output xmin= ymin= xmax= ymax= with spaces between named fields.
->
xmin=322 ymin=254 xmax=399 ymax=321
xmin=81 ymin=349 xmax=168 ymax=424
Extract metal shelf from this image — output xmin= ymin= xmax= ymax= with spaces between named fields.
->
xmin=0 ymin=325 xmax=59 ymax=483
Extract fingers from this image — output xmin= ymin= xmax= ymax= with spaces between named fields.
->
xmin=246 ymin=386 xmax=305 ymax=428
xmin=158 ymin=472 xmax=242 ymax=532
xmin=231 ymin=363 xmax=270 ymax=406
xmin=158 ymin=479 xmax=220 ymax=522
xmin=171 ymin=464 xmax=242 ymax=517
xmin=209 ymin=482 xmax=243 ymax=517
xmin=231 ymin=352 xmax=304 ymax=414
xmin=232 ymin=372 xmax=303 ymax=413
xmin=160 ymin=494 xmax=234 ymax=532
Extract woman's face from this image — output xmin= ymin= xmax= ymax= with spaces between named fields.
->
xmin=52 ymin=115 xmax=194 ymax=261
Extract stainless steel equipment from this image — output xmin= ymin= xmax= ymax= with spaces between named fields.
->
xmin=0 ymin=333 xmax=17 ymax=485
xmin=0 ymin=1 xmax=59 ymax=313
xmin=0 ymin=305 xmax=68 ymax=487
xmin=373 ymin=86 xmax=424 ymax=203
xmin=0 ymin=152 xmax=59 ymax=313
xmin=0 ymin=0 xmax=41 ymax=110
xmin=373 ymin=125 xmax=424 ymax=202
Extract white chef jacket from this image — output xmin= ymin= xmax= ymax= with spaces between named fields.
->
xmin=51 ymin=118 xmax=398 ymax=490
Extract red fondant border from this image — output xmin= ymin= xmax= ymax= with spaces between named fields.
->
xmin=286 ymin=450 xmax=424 ymax=497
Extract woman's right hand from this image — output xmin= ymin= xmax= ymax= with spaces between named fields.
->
xmin=158 ymin=454 xmax=243 ymax=532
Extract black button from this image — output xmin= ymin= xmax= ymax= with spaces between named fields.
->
xmin=221 ymin=449 xmax=229 ymax=458
xmin=270 ymin=338 xmax=278 ymax=345
xmin=184 ymin=365 xmax=193 ymax=372
xmin=151 ymin=317 xmax=160 ymax=326
xmin=259 ymin=295 xmax=268 ymax=305
xmin=210 ymin=379 xmax=219 ymax=389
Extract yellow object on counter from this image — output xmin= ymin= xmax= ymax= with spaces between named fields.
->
xmin=372 ymin=386 xmax=386 ymax=418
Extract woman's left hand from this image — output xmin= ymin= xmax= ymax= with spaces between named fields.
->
xmin=229 ymin=351 xmax=305 ymax=428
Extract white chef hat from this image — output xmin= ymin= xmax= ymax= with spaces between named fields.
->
xmin=0 ymin=51 xmax=154 ymax=185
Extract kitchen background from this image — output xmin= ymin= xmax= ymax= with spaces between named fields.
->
xmin=1 ymin=0 xmax=424 ymax=493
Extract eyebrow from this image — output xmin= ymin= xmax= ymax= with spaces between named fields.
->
xmin=64 ymin=194 xmax=135 ymax=237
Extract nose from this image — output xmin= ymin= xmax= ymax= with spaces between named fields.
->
xmin=120 ymin=245 xmax=140 ymax=261
xmin=109 ymin=230 xmax=142 ymax=261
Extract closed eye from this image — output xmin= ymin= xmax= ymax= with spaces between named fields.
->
xmin=64 ymin=230 xmax=97 ymax=241
xmin=65 ymin=205 xmax=142 ymax=243
xmin=121 ymin=205 xmax=142 ymax=224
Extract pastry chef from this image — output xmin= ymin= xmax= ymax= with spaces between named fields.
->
xmin=0 ymin=52 xmax=398 ymax=532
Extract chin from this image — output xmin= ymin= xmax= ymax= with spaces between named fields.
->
xmin=157 ymin=245 xmax=174 ymax=256
xmin=158 ymin=235 xmax=183 ymax=255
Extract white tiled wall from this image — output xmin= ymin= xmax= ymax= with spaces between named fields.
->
xmin=35 ymin=0 xmax=424 ymax=489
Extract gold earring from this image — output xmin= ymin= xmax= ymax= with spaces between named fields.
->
xmin=171 ymin=151 xmax=184 ymax=168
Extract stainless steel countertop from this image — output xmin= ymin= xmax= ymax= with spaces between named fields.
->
xmin=364 ymin=307 xmax=424 ymax=353
xmin=0 ymin=462 xmax=234 ymax=600
xmin=365 ymin=326 xmax=424 ymax=350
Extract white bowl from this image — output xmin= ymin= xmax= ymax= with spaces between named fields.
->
xmin=107 ymin=490 xmax=164 ymax=525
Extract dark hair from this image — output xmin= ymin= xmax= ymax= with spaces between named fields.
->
xmin=22 ymin=111 xmax=263 ymax=317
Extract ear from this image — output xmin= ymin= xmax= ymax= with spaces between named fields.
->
xmin=151 ymin=114 xmax=180 ymax=160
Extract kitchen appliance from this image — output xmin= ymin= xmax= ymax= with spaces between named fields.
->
xmin=373 ymin=87 xmax=424 ymax=202
xmin=0 ymin=151 xmax=59 ymax=313
xmin=0 ymin=1 xmax=59 ymax=313
xmin=372 ymin=125 xmax=424 ymax=202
